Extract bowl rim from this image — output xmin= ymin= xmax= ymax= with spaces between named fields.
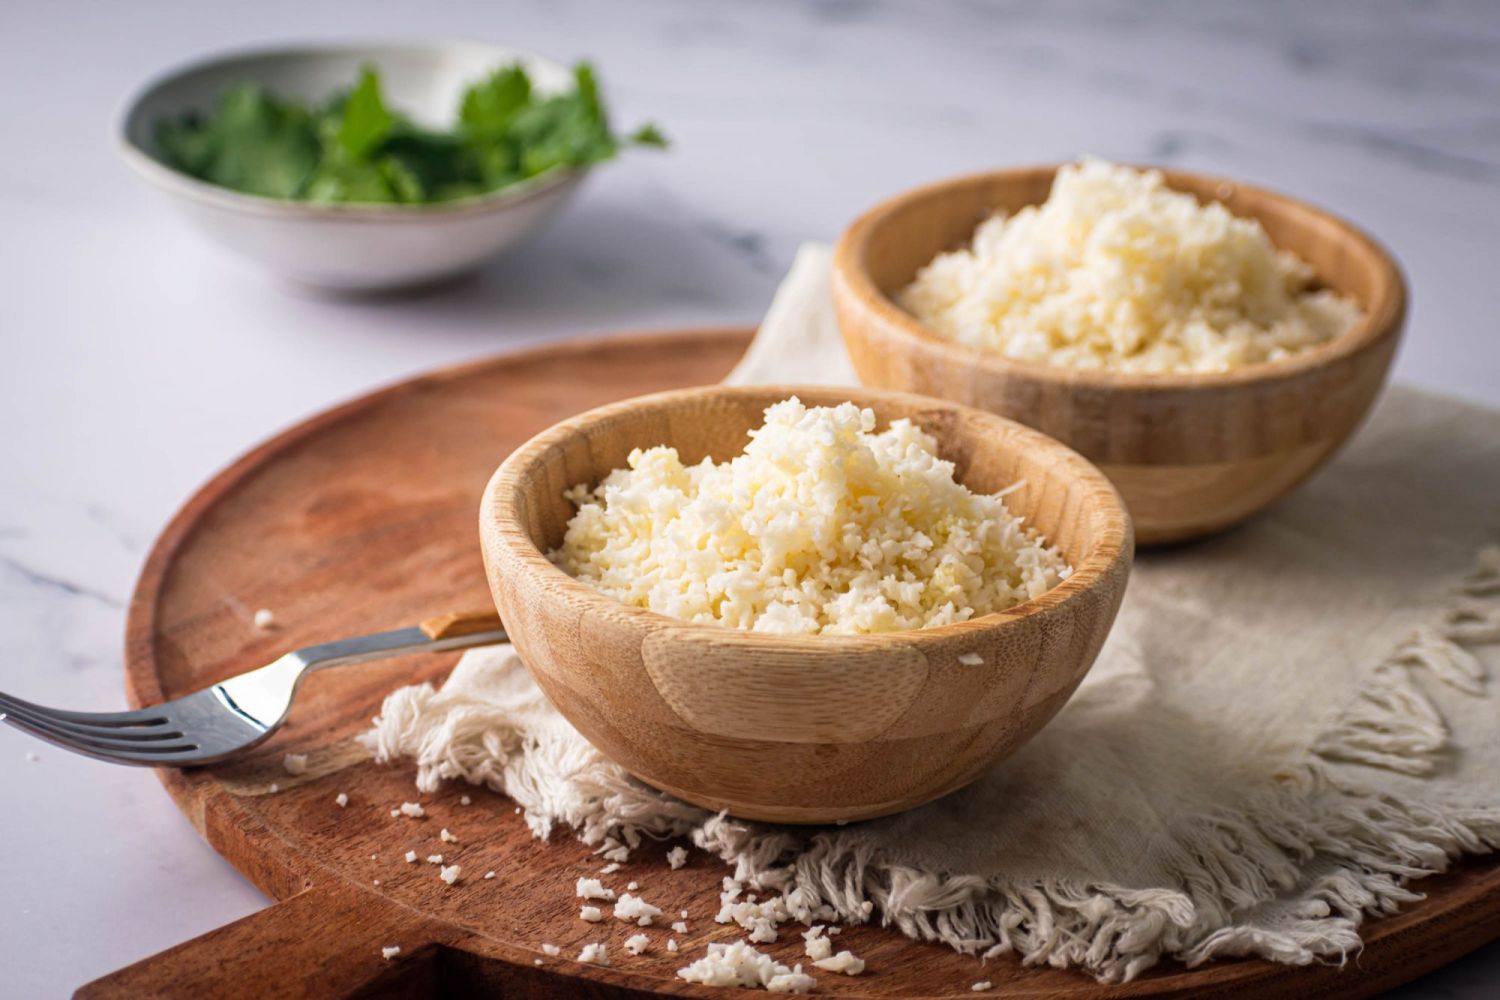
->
xmin=481 ymin=383 xmax=1134 ymax=650
xmin=114 ymin=39 xmax=587 ymax=222
xmin=832 ymin=162 xmax=1409 ymax=394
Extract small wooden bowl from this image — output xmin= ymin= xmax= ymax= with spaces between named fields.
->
xmin=832 ymin=165 xmax=1407 ymax=545
xmin=480 ymin=385 xmax=1132 ymax=823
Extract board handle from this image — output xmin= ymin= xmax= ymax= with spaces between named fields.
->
xmin=420 ymin=608 xmax=505 ymax=640
xmin=74 ymin=883 xmax=450 ymax=999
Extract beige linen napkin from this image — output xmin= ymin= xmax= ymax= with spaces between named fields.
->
xmin=362 ymin=246 xmax=1500 ymax=982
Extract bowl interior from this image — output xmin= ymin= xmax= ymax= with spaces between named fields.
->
xmin=859 ymin=165 xmax=1397 ymax=340
xmin=121 ymin=41 xmax=575 ymax=170
xmin=505 ymin=386 xmax=1123 ymax=597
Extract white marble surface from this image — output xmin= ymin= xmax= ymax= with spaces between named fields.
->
xmin=2 ymin=1 xmax=1497 ymax=995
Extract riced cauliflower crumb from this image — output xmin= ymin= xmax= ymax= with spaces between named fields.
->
xmin=676 ymin=941 xmax=814 ymax=993
xmin=381 ymin=945 xmax=400 ymax=960
xmin=599 ymin=862 xmax=621 ymax=874
xmin=576 ymin=877 xmax=616 ymax=901
xmin=533 ymin=958 xmax=542 ymax=966
xmin=484 ymin=871 xmax=496 ymax=879
xmin=899 ymin=158 xmax=1363 ymax=374
xmin=716 ymin=882 xmax=812 ymax=943
xmin=615 ymin=892 xmax=663 ymax=926
xmin=957 ymin=652 xmax=985 ymax=667
xmin=399 ymin=801 xmax=424 ymax=818
xmin=802 ymin=925 xmax=833 ymax=961
xmin=553 ymin=398 xmax=1067 ymax=635
xmin=426 ymin=854 xmax=444 ymax=864
xmin=282 ymin=753 xmax=307 ymax=775
xmin=767 ymin=968 xmax=818 ymax=994
xmin=680 ymin=910 xmax=689 ymax=919
xmin=268 ymin=782 xmax=279 ymax=793
xmin=580 ymin=906 xmax=604 ymax=922
xmin=627 ymin=881 xmax=639 ymax=891
xmin=439 ymin=864 xmax=461 ymax=885
xmin=972 ymin=982 xmax=994 ymax=992
xmin=578 ymin=942 xmax=609 ymax=965
xmin=460 ymin=794 xmax=472 ymax=805
xmin=440 ymin=827 xmax=458 ymax=843
xmin=667 ymin=846 xmax=688 ymax=870
xmin=335 ymin=792 xmax=348 ymax=807
xmin=404 ymin=850 xmax=417 ymax=863
xmin=624 ymin=933 xmax=651 ymax=955
xmin=542 ymin=943 xmax=561 ymax=956
xmin=671 ymin=920 xmax=688 ymax=933
xmin=253 ymin=608 xmax=275 ymax=629
xmin=813 ymin=950 xmax=866 ymax=976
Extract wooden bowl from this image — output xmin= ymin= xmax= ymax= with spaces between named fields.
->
xmin=832 ymin=165 xmax=1407 ymax=546
xmin=479 ymin=384 xmax=1132 ymax=823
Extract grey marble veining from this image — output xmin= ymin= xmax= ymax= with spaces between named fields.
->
xmin=1 ymin=1 xmax=1497 ymax=995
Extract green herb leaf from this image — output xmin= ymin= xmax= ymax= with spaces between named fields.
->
xmin=155 ymin=84 xmax=321 ymax=199
xmin=154 ymin=60 xmax=664 ymax=205
xmin=572 ymin=63 xmax=603 ymax=124
xmin=460 ymin=65 xmax=532 ymax=136
xmin=337 ymin=67 xmax=395 ymax=161
xmin=628 ymin=123 xmax=668 ymax=148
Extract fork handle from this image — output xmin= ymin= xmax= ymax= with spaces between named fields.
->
xmin=293 ymin=612 xmax=508 ymax=674
xmin=419 ymin=609 xmax=505 ymax=640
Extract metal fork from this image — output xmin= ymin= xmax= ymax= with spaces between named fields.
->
xmin=0 ymin=609 xmax=507 ymax=766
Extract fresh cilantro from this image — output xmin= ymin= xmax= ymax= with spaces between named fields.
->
xmin=460 ymin=65 xmax=532 ymax=137
xmin=629 ymin=123 xmax=668 ymax=148
xmin=154 ymin=62 xmax=665 ymax=205
xmin=336 ymin=66 xmax=395 ymax=161
xmin=156 ymin=84 xmax=321 ymax=199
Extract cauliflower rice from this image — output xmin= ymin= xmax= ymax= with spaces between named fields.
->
xmin=549 ymin=398 xmax=1069 ymax=635
xmin=898 ymin=158 xmax=1363 ymax=374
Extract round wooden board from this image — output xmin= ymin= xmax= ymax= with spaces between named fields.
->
xmin=81 ymin=328 xmax=1500 ymax=999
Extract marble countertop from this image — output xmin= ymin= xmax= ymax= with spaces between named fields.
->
xmin=3 ymin=1 xmax=1497 ymax=995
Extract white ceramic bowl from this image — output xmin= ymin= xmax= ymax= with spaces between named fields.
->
xmin=118 ymin=42 xmax=588 ymax=292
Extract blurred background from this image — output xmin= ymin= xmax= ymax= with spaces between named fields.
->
xmin=1 ymin=1 xmax=1497 ymax=995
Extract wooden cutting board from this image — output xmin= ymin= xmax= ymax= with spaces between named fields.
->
xmin=79 ymin=328 xmax=1500 ymax=998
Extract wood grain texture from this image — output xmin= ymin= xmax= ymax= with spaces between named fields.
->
xmin=832 ymin=164 xmax=1407 ymax=545
xmin=480 ymin=384 xmax=1132 ymax=823
xmin=79 ymin=329 xmax=1498 ymax=998
xmin=420 ymin=608 xmax=506 ymax=640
